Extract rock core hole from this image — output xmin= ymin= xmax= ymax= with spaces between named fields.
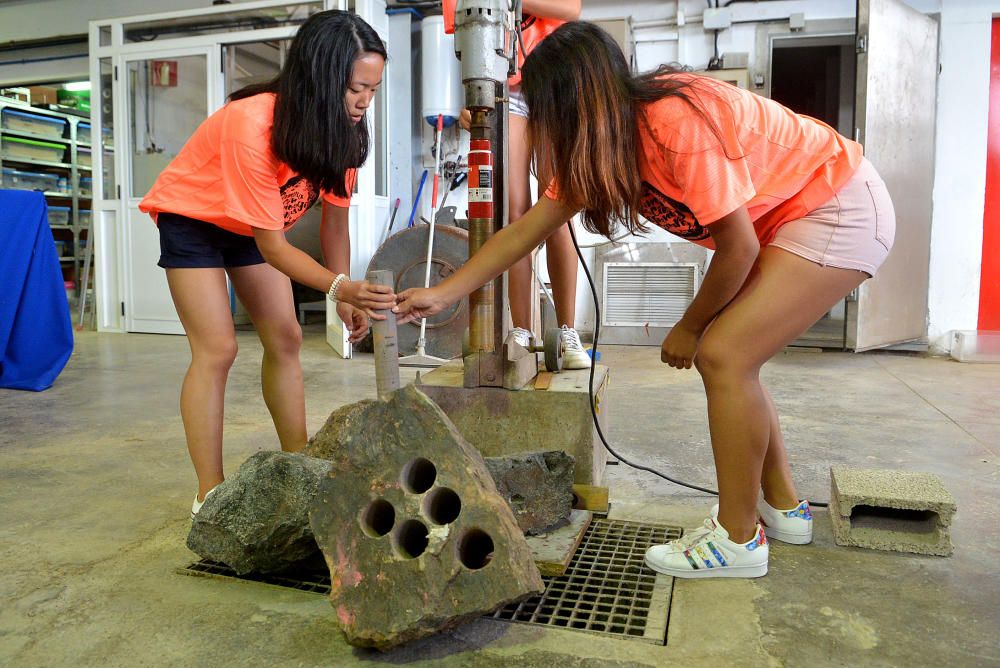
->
xmin=458 ymin=528 xmax=494 ymax=570
xmin=393 ymin=519 xmax=429 ymax=559
xmin=424 ymin=487 xmax=462 ymax=525
xmin=360 ymin=498 xmax=395 ymax=537
xmin=401 ymin=457 xmax=437 ymax=494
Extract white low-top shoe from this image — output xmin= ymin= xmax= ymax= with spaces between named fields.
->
xmin=560 ymin=325 xmax=592 ymax=369
xmin=644 ymin=517 xmax=768 ymax=579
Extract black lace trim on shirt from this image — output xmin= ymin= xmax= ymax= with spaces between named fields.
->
xmin=280 ymin=176 xmax=320 ymax=227
xmin=639 ymin=181 xmax=709 ymax=241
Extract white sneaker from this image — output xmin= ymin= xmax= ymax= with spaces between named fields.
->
xmin=191 ymin=486 xmax=218 ymax=520
xmin=710 ymin=496 xmax=813 ymax=545
xmin=758 ymin=497 xmax=813 ymax=545
xmin=644 ymin=517 xmax=768 ymax=579
xmin=510 ymin=327 xmax=533 ymax=349
xmin=560 ymin=325 xmax=592 ymax=369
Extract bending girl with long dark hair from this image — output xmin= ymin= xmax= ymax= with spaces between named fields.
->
xmin=140 ymin=10 xmax=395 ymax=517
xmin=397 ymin=22 xmax=895 ymax=579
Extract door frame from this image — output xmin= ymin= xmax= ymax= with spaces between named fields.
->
xmin=88 ymin=1 xmax=345 ymax=334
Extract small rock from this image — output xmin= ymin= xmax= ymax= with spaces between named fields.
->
xmin=187 ymin=451 xmax=331 ymax=575
xmin=484 ymin=451 xmax=575 ymax=535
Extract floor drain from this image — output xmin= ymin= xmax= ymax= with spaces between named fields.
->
xmin=177 ymin=518 xmax=681 ymax=645
xmin=491 ymin=518 xmax=681 ymax=645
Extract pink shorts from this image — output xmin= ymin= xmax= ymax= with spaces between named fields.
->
xmin=770 ymin=158 xmax=895 ymax=277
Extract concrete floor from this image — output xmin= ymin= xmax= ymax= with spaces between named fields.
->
xmin=1 ymin=327 xmax=998 ymax=667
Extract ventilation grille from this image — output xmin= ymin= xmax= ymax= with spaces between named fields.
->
xmin=602 ymin=262 xmax=699 ymax=327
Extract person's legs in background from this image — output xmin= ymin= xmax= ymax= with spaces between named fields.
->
xmin=506 ymin=104 xmax=590 ymax=368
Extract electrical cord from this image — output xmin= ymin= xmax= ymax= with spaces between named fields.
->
xmin=567 ymin=222 xmax=829 ymax=508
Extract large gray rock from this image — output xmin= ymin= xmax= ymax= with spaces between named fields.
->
xmin=187 ymin=451 xmax=331 ymax=575
xmin=307 ymin=385 xmax=544 ymax=650
xmin=484 ymin=451 xmax=575 ymax=535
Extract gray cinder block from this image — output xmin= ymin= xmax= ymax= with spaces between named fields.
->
xmin=829 ymin=467 xmax=957 ymax=557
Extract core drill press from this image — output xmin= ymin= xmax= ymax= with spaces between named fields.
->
xmin=453 ymin=0 xmax=564 ymax=389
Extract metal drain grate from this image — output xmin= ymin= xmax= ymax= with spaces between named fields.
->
xmin=177 ymin=518 xmax=681 ymax=645
xmin=490 ymin=518 xmax=681 ymax=644
xmin=178 ymin=560 xmax=332 ymax=595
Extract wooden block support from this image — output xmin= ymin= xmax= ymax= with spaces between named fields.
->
xmin=572 ymin=484 xmax=609 ymax=513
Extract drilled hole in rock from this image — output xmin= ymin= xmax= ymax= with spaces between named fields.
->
xmin=401 ymin=457 xmax=437 ymax=494
xmin=424 ymin=487 xmax=462 ymax=525
xmin=393 ymin=519 xmax=429 ymax=559
xmin=458 ymin=528 xmax=494 ymax=570
xmin=360 ymin=498 xmax=395 ymax=537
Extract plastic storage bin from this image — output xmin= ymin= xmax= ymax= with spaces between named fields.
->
xmin=1 ymin=109 xmax=66 ymax=139
xmin=79 ymin=209 xmax=92 ymax=226
xmin=79 ymin=176 xmax=93 ymax=196
xmin=47 ymin=205 xmax=70 ymax=226
xmin=77 ymin=146 xmax=92 ymax=166
xmin=53 ymin=240 xmax=68 ymax=256
xmin=1 ymin=167 xmax=60 ymax=191
xmin=77 ymin=122 xmax=91 ymax=144
xmin=2 ymin=136 xmax=65 ymax=163
xmin=951 ymin=330 xmax=1000 ymax=363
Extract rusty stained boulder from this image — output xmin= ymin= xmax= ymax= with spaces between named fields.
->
xmin=306 ymin=385 xmax=544 ymax=650
xmin=187 ymin=451 xmax=331 ymax=575
xmin=484 ymin=451 xmax=575 ymax=535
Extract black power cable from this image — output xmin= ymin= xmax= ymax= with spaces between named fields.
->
xmin=567 ymin=223 xmax=828 ymax=508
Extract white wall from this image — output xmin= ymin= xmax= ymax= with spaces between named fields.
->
xmin=927 ymin=1 xmax=995 ymax=351
xmin=0 ymin=0 xmax=262 ymax=85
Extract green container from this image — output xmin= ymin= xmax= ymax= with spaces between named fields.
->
xmin=57 ymin=90 xmax=91 ymax=113
xmin=1 ymin=136 xmax=66 ymax=162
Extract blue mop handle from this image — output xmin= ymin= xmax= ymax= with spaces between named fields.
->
xmin=408 ymin=170 xmax=428 ymax=228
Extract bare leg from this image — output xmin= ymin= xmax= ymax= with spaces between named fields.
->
xmin=228 ymin=263 xmax=307 ymax=453
xmin=760 ymin=387 xmax=799 ymax=509
xmin=694 ymin=248 xmax=866 ymax=542
xmin=507 ymin=113 xmax=534 ymax=330
xmin=535 ymin=158 xmax=578 ymax=328
xmin=166 ymin=268 xmax=237 ymax=500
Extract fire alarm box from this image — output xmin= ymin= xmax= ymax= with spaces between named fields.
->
xmin=151 ymin=61 xmax=178 ymax=87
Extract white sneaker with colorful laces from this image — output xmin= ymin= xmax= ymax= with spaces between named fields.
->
xmin=560 ymin=325 xmax=592 ymax=369
xmin=758 ymin=497 xmax=813 ymax=545
xmin=644 ymin=517 xmax=769 ymax=579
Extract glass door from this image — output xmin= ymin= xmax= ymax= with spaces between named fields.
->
xmin=122 ymin=48 xmax=216 ymax=334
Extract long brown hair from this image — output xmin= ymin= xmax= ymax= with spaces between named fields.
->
xmin=521 ymin=21 xmax=725 ymax=237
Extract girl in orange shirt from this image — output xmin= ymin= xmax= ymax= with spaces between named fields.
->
xmin=398 ymin=22 xmax=896 ymax=579
xmin=140 ymin=11 xmax=395 ymax=517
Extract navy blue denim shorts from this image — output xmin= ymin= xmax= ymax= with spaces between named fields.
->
xmin=157 ymin=212 xmax=265 ymax=269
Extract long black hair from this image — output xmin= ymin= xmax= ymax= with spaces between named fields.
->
xmin=230 ymin=10 xmax=386 ymax=198
xmin=521 ymin=21 xmax=731 ymax=237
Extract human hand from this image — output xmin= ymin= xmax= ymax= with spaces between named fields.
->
xmin=660 ymin=323 xmax=701 ymax=369
xmin=458 ymin=109 xmax=471 ymax=132
xmin=336 ymin=302 xmax=370 ymax=343
xmin=393 ymin=287 xmax=449 ymax=325
xmin=337 ymin=279 xmax=396 ymax=320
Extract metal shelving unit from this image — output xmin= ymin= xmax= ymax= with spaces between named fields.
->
xmin=0 ymin=101 xmax=112 ymax=306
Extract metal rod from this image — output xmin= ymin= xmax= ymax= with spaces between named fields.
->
xmin=367 ymin=269 xmax=400 ymax=400
xmin=467 ymin=108 xmax=495 ymax=353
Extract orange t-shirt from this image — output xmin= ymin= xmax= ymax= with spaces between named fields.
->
xmin=139 ymin=93 xmax=355 ymax=237
xmin=547 ymin=74 xmax=863 ymax=248
xmin=441 ymin=0 xmax=562 ymax=88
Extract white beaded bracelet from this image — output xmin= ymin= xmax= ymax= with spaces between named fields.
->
xmin=327 ymin=273 xmax=348 ymax=302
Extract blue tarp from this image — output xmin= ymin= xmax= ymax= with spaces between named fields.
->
xmin=0 ymin=190 xmax=73 ymax=391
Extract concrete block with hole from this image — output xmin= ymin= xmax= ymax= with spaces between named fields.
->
xmin=305 ymin=385 xmax=544 ymax=650
xmin=829 ymin=467 xmax=957 ymax=557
